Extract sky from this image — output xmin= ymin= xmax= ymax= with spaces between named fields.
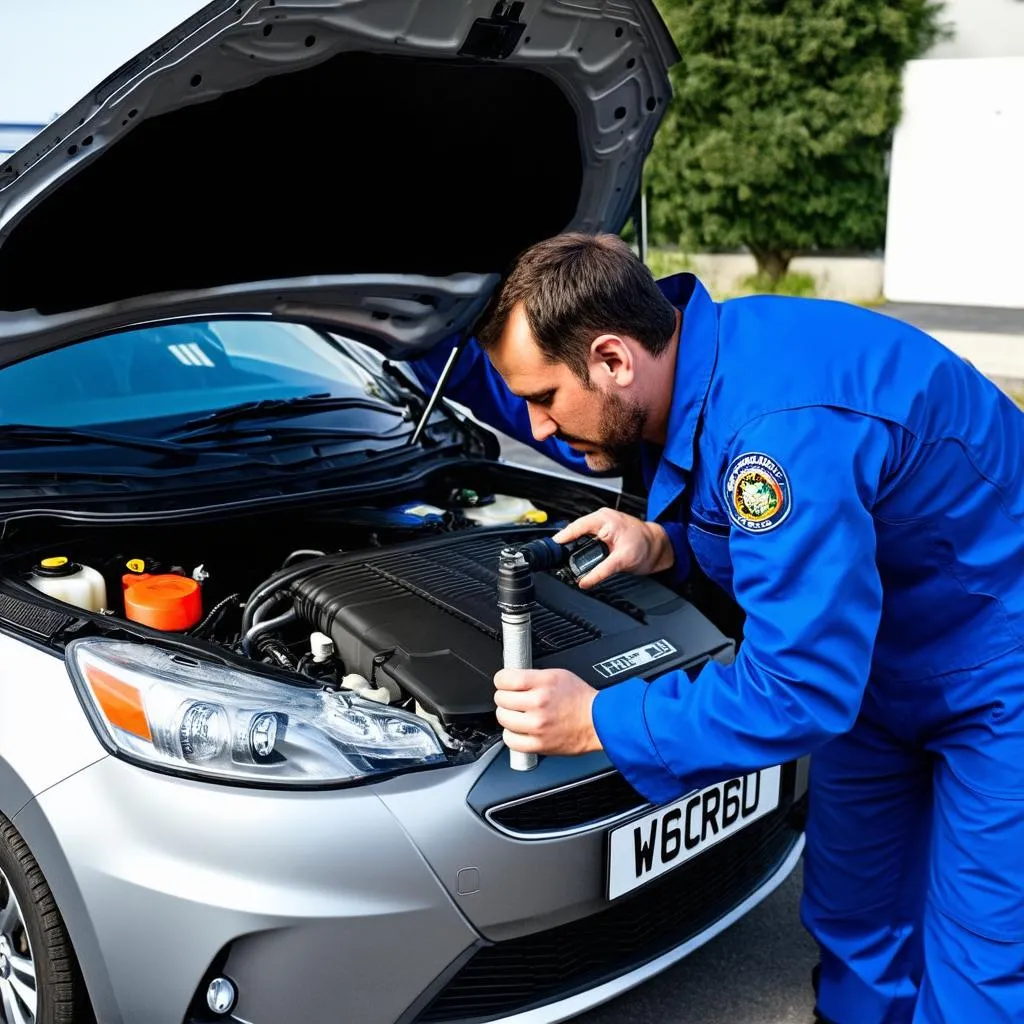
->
xmin=1 ymin=0 xmax=201 ymax=124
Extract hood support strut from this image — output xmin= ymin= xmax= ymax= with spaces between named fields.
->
xmin=410 ymin=335 xmax=471 ymax=446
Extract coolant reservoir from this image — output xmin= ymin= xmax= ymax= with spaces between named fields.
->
xmin=27 ymin=556 xmax=107 ymax=613
xmin=124 ymin=575 xmax=203 ymax=631
xmin=460 ymin=495 xmax=547 ymax=526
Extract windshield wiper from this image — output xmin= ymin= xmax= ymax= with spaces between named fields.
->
xmin=184 ymin=424 xmax=411 ymax=443
xmin=165 ymin=394 xmax=407 ymax=442
xmin=0 ymin=424 xmax=251 ymax=463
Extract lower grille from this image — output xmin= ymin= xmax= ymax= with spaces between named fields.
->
xmin=415 ymin=802 xmax=801 ymax=1023
xmin=487 ymin=771 xmax=648 ymax=836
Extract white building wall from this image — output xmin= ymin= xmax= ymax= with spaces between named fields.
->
xmin=884 ymin=2 xmax=1024 ymax=307
xmin=927 ymin=0 xmax=1024 ymax=60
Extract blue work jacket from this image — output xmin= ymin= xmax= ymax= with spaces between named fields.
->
xmin=411 ymin=275 xmax=1024 ymax=805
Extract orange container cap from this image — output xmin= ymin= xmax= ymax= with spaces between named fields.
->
xmin=124 ymin=575 xmax=202 ymax=631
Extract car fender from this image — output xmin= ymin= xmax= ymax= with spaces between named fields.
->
xmin=0 ymin=632 xmax=107 ymax=818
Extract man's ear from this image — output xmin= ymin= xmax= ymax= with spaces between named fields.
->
xmin=590 ymin=334 xmax=635 ymax=388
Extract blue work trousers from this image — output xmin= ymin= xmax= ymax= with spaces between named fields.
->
xmin=804 ymin=648 xmax=1024 ymax=1023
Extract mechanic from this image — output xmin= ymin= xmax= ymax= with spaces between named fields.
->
xmin=409 ymin=232 xmax=1024 ymax=1024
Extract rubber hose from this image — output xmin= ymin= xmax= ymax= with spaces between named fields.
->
xmin=241 ymin=563 xmax=331 ymax=635
xmin=282 ymin=549 xmax=326 ymax=568
xmin=242 ymin=606 xmax=298 ymax=655
xmin=252 ymin=592 xmax=291 ymax=628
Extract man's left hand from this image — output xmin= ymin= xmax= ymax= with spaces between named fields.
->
xmin=494 ymin=667 xmax=603 ymax=756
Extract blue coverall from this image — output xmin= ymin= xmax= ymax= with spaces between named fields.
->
xmin=410 ymin=274 xmax=1024 ymax=1023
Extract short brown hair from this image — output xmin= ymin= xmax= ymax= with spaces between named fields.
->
xmin=477 ymin=233 xmax=677 ymax=381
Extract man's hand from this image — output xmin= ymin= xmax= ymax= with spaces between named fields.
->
xmin=552 ymin=507 xmax=674 ymax=589
xmin=494 ymin=668 xmax=603 ymax=756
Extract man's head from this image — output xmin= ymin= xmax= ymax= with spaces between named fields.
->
xmin=476 ymin=232 xmax=679 ymax=472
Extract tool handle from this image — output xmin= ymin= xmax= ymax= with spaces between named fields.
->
xmin=509 ymin=749 xmax=538 ymax=772
xmin=501 ymin=611 xmax=538 ymax=771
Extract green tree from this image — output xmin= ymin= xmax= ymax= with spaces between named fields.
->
xmin=646 ymin=0 xmax=950 ymax=284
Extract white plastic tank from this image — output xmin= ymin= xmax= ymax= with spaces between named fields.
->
xmin=460 ymin=495 xmax=548 ymax=526
xmin=27 ymin=556 xmax=107 ymax=613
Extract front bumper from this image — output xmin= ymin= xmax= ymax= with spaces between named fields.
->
xmin=17 ymin=756 xmax=480 ymax=1024
xmin=384 ymin=754 xmax=806 ymax=1023
xmin=17 ymin=747 xmax=805 ymax=1024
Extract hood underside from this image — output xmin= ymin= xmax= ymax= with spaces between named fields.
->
xmin=0 ymin=0 xmax=676 ymax=364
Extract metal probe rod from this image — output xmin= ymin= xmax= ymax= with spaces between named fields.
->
xmin=497 ymin=547 xmax=538 ymax=772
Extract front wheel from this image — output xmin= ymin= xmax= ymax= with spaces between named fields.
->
xmin=0 ymin=815 xmax=91 ymax=1024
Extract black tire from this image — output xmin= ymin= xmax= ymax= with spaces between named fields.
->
xmin=0 ymin=814 xmax=92 ymax=1024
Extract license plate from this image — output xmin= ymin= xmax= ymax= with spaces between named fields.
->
xmin=607 ymin=765 xmax=782 ymax=900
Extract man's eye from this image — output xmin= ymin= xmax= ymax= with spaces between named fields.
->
xmin=535 ymin=392 xmax=555 ymax=407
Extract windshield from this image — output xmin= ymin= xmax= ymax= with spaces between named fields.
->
xmin=0 ymin=320 xmax=403 ymax=432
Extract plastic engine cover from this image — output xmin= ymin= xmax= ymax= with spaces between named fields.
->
xmin=288 ymin=531 xmax=734 ymax=723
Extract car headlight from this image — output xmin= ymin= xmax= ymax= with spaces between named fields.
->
xmin=66 ymin=638 xmax=445 ymax=786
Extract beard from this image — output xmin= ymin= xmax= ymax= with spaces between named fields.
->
xmin=558 ymin=390 xmax=645 ymax=473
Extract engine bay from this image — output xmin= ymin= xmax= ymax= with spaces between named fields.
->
xmin=0 ymin=473 xmax=735 ymax=757
xmin=286 ymin=531 xmax=731 ymax=721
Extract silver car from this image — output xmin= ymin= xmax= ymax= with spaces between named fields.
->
xmin=0 ymin=3 xmax=806 ymax=1023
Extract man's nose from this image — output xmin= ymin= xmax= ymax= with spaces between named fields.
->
xmin=528 ymin=404 xmax=558 ymax=442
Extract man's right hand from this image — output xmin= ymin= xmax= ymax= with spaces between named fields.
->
xmin=552 ymin=508 xmax=675 ymax=589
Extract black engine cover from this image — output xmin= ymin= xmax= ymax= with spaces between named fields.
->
xmin=289 ymin=530 xmax=733 ymax=722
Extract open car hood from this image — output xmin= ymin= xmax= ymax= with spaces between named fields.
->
xmin=0 ymin=0 xmax=677 ymax=367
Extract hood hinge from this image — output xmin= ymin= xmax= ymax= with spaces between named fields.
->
xmin=459 ymin=1 xmax=527 ymax=60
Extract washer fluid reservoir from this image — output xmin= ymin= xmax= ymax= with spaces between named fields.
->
xmin=27 ymin=556 xmax=107 ymax=612
xmin=460 ymin=495 xmax=548 ymax=526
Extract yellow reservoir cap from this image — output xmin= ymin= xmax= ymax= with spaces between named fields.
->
xmin=126 ymin=558 xmax=146 ymax=573
xmin=40 ymin=556 xmax=69 ymax=569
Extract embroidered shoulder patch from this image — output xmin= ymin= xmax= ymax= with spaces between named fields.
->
xmin=724 ymin=452 xmax=791 ymax=533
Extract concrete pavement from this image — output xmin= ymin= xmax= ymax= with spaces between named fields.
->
xmin=879 ymin=302 xmax=1024 ymax=335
